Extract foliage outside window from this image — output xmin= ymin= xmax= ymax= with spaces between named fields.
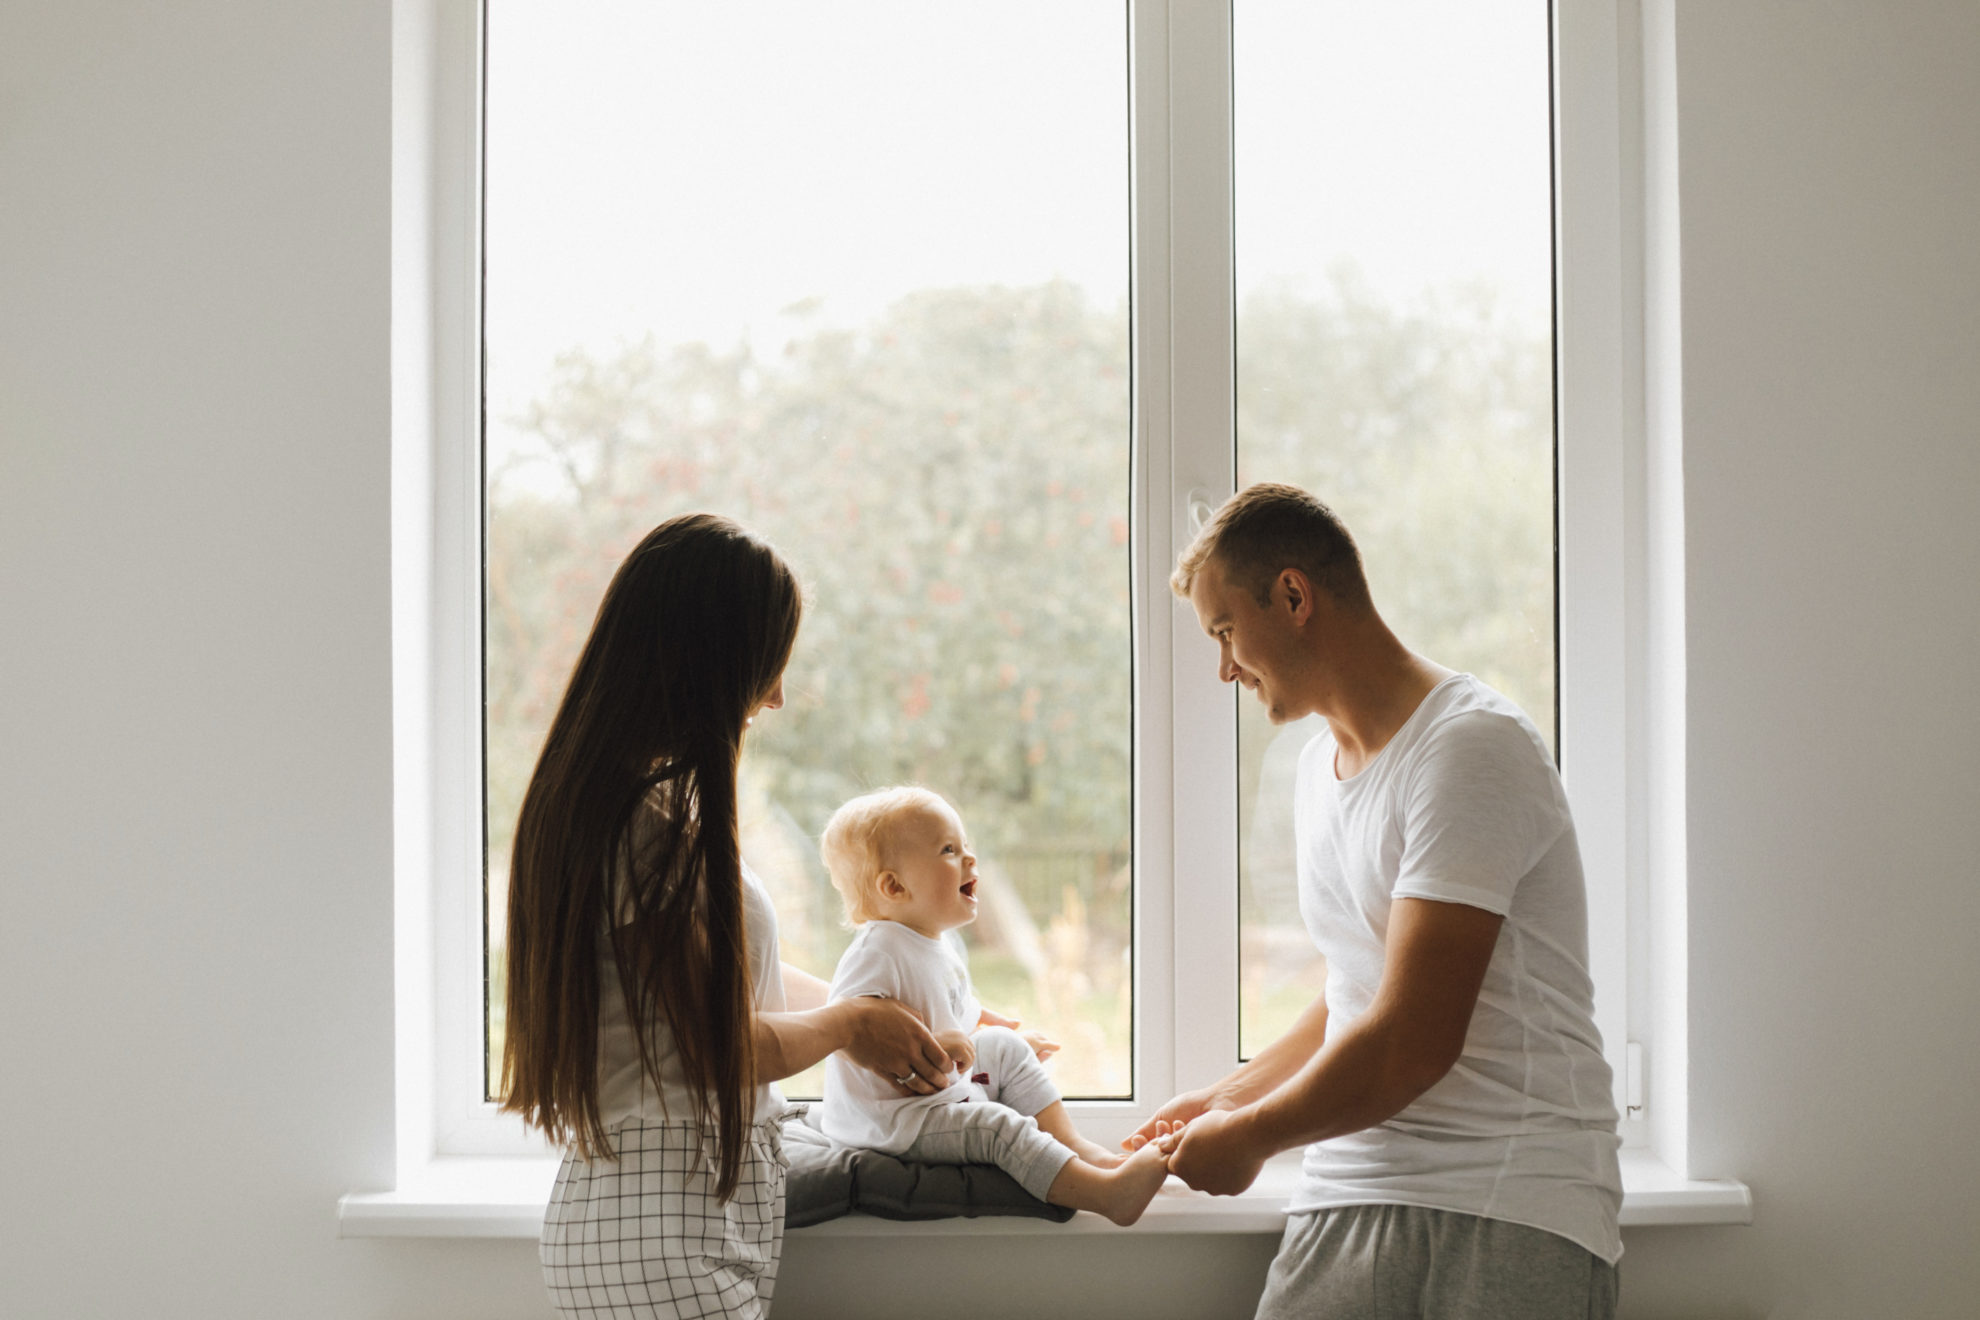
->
xmin=478 ymin=0 xmax=1557 ymax=1100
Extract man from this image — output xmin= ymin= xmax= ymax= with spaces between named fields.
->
xmin=1130 ymin=483 xmax=1622 ymax=1319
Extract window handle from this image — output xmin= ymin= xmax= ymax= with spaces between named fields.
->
xmin=1184 ymin=488 xmax=1218 ymax=538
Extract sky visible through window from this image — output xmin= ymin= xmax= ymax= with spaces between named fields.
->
xmin=484 ymin=3 xmax=1547 ymax=481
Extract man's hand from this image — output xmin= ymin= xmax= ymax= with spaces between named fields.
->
xmin=977 ymin=1007 xmax=1022 ymax=1030
xmin=1123 ymin=1086 xmax=1227 ymax=1151
xmin=934 ymin=1028 xmax=977 ymax=1075
xmin=1161 ymin=1108 xmax=1267 ymax=1197
xmin=842 ymin=997 xmax=954 ymax=1095
xmin=1021 ymin=1029 xmax=1060 ymax=1062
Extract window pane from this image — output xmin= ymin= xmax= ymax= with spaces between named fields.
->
xmin=483 ymin=2 xmax=1132 ymax=1101
xmin=1233 ymin=1 xmax=1556 ymax=1057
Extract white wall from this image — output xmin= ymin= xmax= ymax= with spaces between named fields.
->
xmin=2 ymin=3 xmax=1975 ymax=1317
xmin=1616 ymin=3 xmax=1980 ymax=1317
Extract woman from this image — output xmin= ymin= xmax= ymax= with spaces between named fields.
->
xmin=502 ymin=513 xmax=951 ymax=1318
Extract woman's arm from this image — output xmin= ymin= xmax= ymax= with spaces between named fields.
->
xmin=754 ymin=996 xmax=955 ymax=1094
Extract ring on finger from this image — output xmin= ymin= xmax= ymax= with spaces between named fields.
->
xmin=895 ymin=1073 xmax=917 ymax=1086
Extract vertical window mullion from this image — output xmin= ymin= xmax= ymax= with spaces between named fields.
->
xmin=1129 ymin=0 xmax=1179 ymax=1115
xmin=433 ymin=0 xmax=522 ymax=1156
xmin=1553 ymin=0 xmax=1634 ymax=1124
xmin=1161 ymin=0 xmax=1242 ymax=1095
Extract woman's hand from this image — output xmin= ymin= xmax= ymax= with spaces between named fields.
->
xmin=842 ymin=997 xmax=955 ymax=1096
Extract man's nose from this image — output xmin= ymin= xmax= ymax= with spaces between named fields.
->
xmin=1219 ymin=652 xmax=1240 ymax=684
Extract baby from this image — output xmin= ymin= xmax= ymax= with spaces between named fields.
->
xmin=816 ymin=786 xmax=1169 ymax=1226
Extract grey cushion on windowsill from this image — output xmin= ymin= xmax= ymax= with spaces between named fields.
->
xmin=782 ymin=1106 xmax=1074 ymax=1229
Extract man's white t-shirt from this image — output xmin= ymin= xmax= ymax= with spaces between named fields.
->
xmin=817 ymin=920 xmax=984 ymax=1154
xmin=1283 ymin=673 xmax=1624 ymax=1265
xmin=596 ymin=860 xmax=787 ymax=1129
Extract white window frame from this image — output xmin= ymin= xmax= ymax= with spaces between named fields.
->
xmin=1145 ymin=0 xmax=1637 ymax=1141
xmin=392 ymin=0 xmax=1659 ymax=1180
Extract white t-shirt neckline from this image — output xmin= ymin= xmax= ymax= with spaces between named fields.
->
xmin=1328 ymin=671 xmax=1469 ymax=785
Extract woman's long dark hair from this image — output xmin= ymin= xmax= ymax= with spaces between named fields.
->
xmin=500 ymin=513 xmax=801 ymax=1199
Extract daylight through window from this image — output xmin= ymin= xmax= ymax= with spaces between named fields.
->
xmin=1233 ymin=0 xmax=1556 ymax=1057
xmin=481 ymin=1 xmax=1134 ymax=1101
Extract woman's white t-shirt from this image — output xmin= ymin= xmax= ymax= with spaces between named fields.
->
xmin=1283 ymin=674 xmax=1624 ymax=1264
xmin=594 ymin=860 xmax=787 ymax=1129
xmin=816 ymin=920 xmax=984 ymax=1154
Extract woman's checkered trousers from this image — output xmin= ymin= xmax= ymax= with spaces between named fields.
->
xmin=542 ymin=1117 xmax=788 ymax=1318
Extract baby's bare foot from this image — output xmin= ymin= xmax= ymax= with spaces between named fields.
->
xmin=1099 ymin=1143 xmax=1171 ymax=1226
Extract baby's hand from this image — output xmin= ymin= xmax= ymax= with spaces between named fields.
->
xmin=1022 ymin=1030 xmax=1060 ymax=1062
xmin=977 ymin=1007 xmax=1022 ymax=1030
xmin=934 ymin=1028 xmax=977 ymax=1074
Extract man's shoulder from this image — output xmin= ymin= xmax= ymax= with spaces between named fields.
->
xmin=1415 ymin=677 xmax=1550 ymax=762
xmin=1403 ymin=682 xmax=1571 ymax=832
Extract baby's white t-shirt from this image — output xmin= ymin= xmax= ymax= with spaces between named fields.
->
xmin=1283 ymin=673 xmax=1624 ymax=1264
xmin=817 ymin=920 xmax=985 ymax=1153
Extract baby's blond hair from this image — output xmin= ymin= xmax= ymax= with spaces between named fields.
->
xmin=820 ymin=786 xmax=950 ymax=925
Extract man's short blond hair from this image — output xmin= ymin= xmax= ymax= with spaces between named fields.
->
xmin=820 ymin=786 xmax=950 ymax=926
xmin=1169 ymin=482 xmax=1371 ymax=610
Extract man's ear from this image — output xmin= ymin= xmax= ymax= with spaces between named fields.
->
xmin=1278 ymin=568 xmax=1314 ymax=623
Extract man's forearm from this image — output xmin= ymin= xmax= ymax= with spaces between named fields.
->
xmin=1230 ymin=1011 xmax=1449 ymax=1156
xmin=1169 ymin=899 xmax=1498 ymax=1191
xmin=1225 ymin=900 xmax=1497 ymax=1156
xmin=1218 ymin=992 xmax=1331 ymax=1106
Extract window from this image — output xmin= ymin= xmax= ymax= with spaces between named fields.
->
xmin=411 ymin=0 xmax=1634 ymax=1161
xmin=481 ymin=1 xmax=1135 ymax=1103
xmin=1231 ymin=1 xmax=1556 ymax=1056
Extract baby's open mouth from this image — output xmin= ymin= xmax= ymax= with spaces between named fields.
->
xmin=961 ymin=879 xmax=978 ymax=898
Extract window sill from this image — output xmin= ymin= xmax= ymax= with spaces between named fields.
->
xmin=337 ymin=1147 xmax=1749 ymax=1239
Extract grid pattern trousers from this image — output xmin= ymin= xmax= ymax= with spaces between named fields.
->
xmin=542 ymin=1117 xmax=788 ymax=1319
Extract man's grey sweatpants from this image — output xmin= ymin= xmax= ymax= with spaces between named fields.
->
xmin=1254 ymin=1204 xmax=1619 ymax=1320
